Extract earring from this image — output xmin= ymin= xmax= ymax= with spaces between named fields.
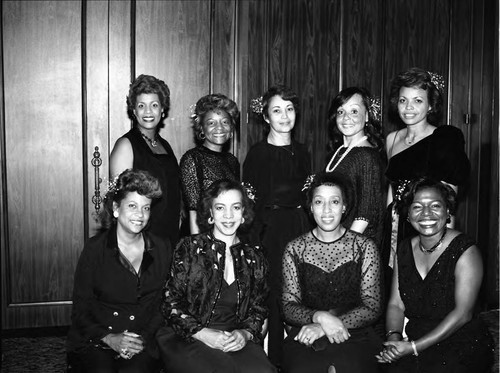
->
xmin=446 ymin=214 xmax=451 ymax=224
xmin=406 ymin=216 xmax=410 ymax=222
xmin=198 ymin=132 xmax=206 ymax=140
xmin=113 ymin=211 xmax=119 ymax=218
xmin=208 ymin=217 xmax=214 ymax=224
xmin=161 ymin=112 xmax=166 ymax=118
xmin=241 ymin=217 xmax=245 ymax=224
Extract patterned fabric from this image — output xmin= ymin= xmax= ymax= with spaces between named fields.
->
xmin=282 ymin=230 xmax=381 ymax=329
xmin=161 ymin=232 xmax=269 ymax=343
xmin=180 ymin=146 xmax=240 ymax=211
xmin=325 ymin=146 xmax=385 ymax=245
xmin=387 ymin=235 xmax=494 ymax=372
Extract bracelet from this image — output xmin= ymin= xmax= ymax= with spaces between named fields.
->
xmin=410 ymin=340 xmax=419 ymax=356
xmin=385 ymin=330 xmax=403 ymax=339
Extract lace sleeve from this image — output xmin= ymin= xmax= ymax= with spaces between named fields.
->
xmin=339 ymin=237 xmax=382 ymax=328
xmin=281 ymin=237 xmax=316 ymax=326
xmin=180 ymin=151 xmax=201 ymax=211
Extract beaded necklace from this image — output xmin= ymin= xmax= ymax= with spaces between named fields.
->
xmin=419 ymin=227 xmax=447 ymax=254
xmin=140 ymin=132 xmax=159 ymax=147
xmin=325 ymin=135 xmax=368 ymax=172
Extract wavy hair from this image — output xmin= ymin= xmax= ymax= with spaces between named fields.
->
xmin=126 ymin=74 xmax=171 ymax=123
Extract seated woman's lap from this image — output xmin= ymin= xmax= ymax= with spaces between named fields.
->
xmin=157 ymin=327 xmax=276 ymax=373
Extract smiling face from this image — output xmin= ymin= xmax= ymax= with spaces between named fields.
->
xmin=408 ymin=187 xmax=448 ymax=239
xmin=113 ymin=191 xmax=152 ymax=235
xmin=335 ymin=93 xmax=368 ymax=141
xmin=264 ymin=95 xmax=296 ymax=135
xmin=210 ymin=189 xmax=244 ymax=240
xmin=311 ymin=185 xmax=346 ymax=235
xmin=202 ymin=110 xmax=233 ymax=151
xmin=397 ymin=86 xmax=431 ymax=126
xmin=133 ymin=93 xmax=163 ymax=132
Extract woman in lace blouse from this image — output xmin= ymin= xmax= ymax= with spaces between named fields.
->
xmin=180 ymin=94 xmax=240 ymax=234
xmin=281 ymin=171 xmax=382 ymax=373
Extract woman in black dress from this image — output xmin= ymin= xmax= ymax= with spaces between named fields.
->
xmin=180 ymin=93 xmax=240 ymax=234
xmin=243 ymin=85 xmax=312 ymax=368
xmin=156 ymin=179 xmax=276 ymax=373
xmin=377 ymin=178 xmax=492 ymax=372
xmin=110 ymin=74 xmax=181 ymax=247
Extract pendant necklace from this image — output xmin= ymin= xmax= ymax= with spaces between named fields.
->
xmin=325 ymin=135 xmax=368 ymax=172
xmin=419 ymin=227 xmax=447 ymax=254
xmin=141 ymin=132 xmax=159 ymax=147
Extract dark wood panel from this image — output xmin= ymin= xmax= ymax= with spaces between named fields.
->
xmin=2 ymin=0 xmax=84 ymax=327
xmin=134 ymin=0 xmax=211 ymax=160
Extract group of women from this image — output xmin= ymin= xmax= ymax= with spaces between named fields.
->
xmin=67 ymin=68 xmax=493 ymax=373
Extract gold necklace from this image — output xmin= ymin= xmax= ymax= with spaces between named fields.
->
xmin=419 ymin=227 xmax=447 ymax=254
xmin=140 ymin=132 xmax=158 ymax=147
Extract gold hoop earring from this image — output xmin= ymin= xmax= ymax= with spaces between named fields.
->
xmin=198 ymin=132 xmax=206 ymax=140
xmin=208 ymin=217 xmax=214 ymax=224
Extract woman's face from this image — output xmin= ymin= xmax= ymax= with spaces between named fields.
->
xmin=113 ymin=191 xmax=152 ymax=235
xmin=311 ymin=185 xmax=346 ymax=234
xmin=202 ymin=110 xmax=233 ymax=151
xmin=397 ymin=86 xmax=431 ymax=126
xmin=408 ymin=187 xmax=448 ymax=238
xmin=133 ymin=93 xmax=163 ymax=131
xmin=210 ymin=189 xmax=244 ymax=240
xmin=335 ymin=94 xmax=368 ymax=140
xmin=264 ymin=95 xmax=296 ymax=135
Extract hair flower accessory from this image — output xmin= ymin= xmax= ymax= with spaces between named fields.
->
xmin=242 ymin=182 xmax=257 ymax=202
xmin=250 ymin=96 xmax=264 ymax=115
xmin=427 ymin=71 xmax=445 ymax=92
xmin=368 ymin=96 xmax=382 ymax=122
xmin=102 ymin=175 xmax=120 ymax=198
xmin=301 ymin=174 xmax=316 ymax=192
xmin=189 ymin=103 xmax=200 ymax=123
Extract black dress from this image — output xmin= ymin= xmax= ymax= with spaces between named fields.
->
xmin=382 ymin=125 xmax=470 ymax=269
xmin=281 ymin=230 xmax=382 ymax=373
xmin=385 ymin=234 xmax=493 ymax=373
xmin=123 ymin=127 xmax=181 ymax=246
xmin=242 ymin=139 xmax=312 ymax=366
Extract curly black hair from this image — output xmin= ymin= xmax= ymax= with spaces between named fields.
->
xmin=197 ymin=179 xmax=254 ymax=233
xmin=126 ymin=74 xmax=171 ymax=123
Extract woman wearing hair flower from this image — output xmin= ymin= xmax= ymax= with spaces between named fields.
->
xmin=377 ymin=177 xmax=492 ymax=372
xmin=382 ymin=67 xmax=470 ymax=277
xmin=326 ymin=86 xmax=386 ymax=246
xmin=156 ymin=179 xmax=276 ymax=373
xmin=243 ymin=85 xmax=312 ymax=368
xmin=282 ymin=171 xmax=382 ymax=373
xmin=180 ymin=93 xmax=240 ymax=234
xmin=67 ymin=169 xmax=170 ymax=372
xmin=110 ymin=74 xmax=180 ymax=247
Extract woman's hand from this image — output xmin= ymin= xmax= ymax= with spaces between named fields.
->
xmin=313 ymin=311 xmax=350 ymax=344
xmin=376 ymin=340 xmax=412 ymax=363
xmin=221 ymin=329 xmax=252 ymax=352
xmin=294 ymin=323 xmax=325 ymax=346
xmin=102 ymin=331 xmax=144 ymax=359
xmin=193 ymin=328 xmax=232 ymax=351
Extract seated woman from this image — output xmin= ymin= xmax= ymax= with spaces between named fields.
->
xmin=282 ymin=171 xmax=382 ymax=373
xmin=180 ymin=93 xmax=240 ymax=234
xmin=156 ymin=179 xmax=276 ymax=373
xmin=67 ymin=169 xmax=171 ymax=373
xmin=377 ymin=177 xmax=493 ymax=372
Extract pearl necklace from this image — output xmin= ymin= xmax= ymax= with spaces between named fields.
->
xmin=419 ymin=227 xmax=447 ymax=254
xmin=325 ymin=135 xmax=368 ymax=172
xmin=141 ymin=132 xmax=159 ymax=147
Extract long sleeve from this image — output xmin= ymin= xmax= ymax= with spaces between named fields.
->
xmin=180 ymin=151 xmax=201 ymax=211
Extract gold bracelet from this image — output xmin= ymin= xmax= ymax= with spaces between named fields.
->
xmin=410 ymin=340 xmax=419 ymax=356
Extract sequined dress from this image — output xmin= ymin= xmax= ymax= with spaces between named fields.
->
xmin=386 ymin=234 xmax=493 ymax=373
xmin=281 ymin=230 xmax=382 ymax=373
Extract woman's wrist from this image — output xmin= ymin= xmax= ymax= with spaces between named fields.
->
xmin=385 ymin=330 xmax=403 ymax=340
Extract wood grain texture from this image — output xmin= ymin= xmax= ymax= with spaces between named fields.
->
xmin=134 ymin=0 xmax=211 ymax=161
xmin=2 ymin=1 xmax=84 ymax=327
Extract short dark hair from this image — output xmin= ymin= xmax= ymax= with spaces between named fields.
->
xmin=101 ymin=169 xmax=162 ymax=229
xmin=192 ymin=93 xmax=240 ymax=144
xmin=399 ymin=177 xmax=457 ymax=218
xmin=389 ymin=67 xmax=443 ymax=127
xmin=304 ymin=171 xmax=354 ymax=223
xmin=258 ymin=85 xmax=300 ymax=133
xmin=126 ymin=74 xmax=171 ymax=123
xmin=327 ymin=86 xmax=384 ymax=152
xmin=197 ymin=179 xmax=254 ymax=233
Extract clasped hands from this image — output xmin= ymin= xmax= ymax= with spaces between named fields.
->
xmin=103 ymin=331 xmax=145 ymax=360
xmin=295 ymin=311 xmax=350 ymax=347
xmin=376 ymin=340 xmax=413 ymax=364
xmin=193 ymin=328 xmax=251 ymax=352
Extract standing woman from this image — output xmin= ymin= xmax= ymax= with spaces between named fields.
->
xmin=325 ymin=87 xmax=385 ymax=246
xmin=110 ymin=74 xmax=181 ymax=247
xmin=180 ymin=93 xmax=240 ymax=234
xmin=67 ymin=169 xmax=171 ymax=372
xmin=383 ymin=67 xmax=470 ymax=273
xmin=243 ymin=85 xmax=312 ymax=367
